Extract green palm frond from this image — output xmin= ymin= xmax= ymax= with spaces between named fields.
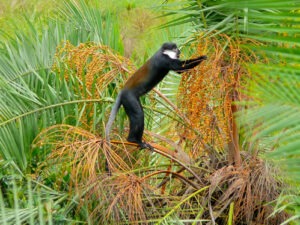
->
xmin=162 ymin=0 xmax=300 ymax=222
xmin=162 ymin=0 xmax=300 ymax=180
xmin=161 ymin=0 xmax=299 ymax=38
xmin=242 ymin=71 xmax=300 ymax=181
xmin=60 ymin=0 xmax=123 ymax=50
xmin=0 ymin=176 xmax=86 ymax=224
xmin=241 ymin=6 xmax=300 ymax=187
xmin=0 ymin=0 xmax=124 ymax=172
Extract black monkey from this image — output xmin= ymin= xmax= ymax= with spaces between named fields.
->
xmin=105 ymin=42 xmax=207 ymax=149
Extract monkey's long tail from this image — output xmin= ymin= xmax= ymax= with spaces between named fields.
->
xmin=105 ymin=92 xmax=122 ymax=145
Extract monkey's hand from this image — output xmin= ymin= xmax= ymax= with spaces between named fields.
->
xmin=197 ymin=55 xmax=207 ymax=61
xmin=139 ymin=142 xmax=154 ymax=151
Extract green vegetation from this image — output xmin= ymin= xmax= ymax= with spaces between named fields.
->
xmin=0 ymin=0 xmax=299 ymax=224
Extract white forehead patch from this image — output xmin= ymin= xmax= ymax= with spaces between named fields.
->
xmin=163 ymin=50 xmax=178 ymax=59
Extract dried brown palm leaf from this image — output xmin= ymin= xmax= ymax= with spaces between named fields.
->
xmin=34 ymin=125 xmax=134 ymax=186
xmin=206 ymin=157 xmax=287 ymax=225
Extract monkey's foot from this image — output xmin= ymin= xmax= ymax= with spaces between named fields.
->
xmin=127 ymin=138 xmax=154 ymax=151
xmin=138 ymin=142 xmax=154 ymax=151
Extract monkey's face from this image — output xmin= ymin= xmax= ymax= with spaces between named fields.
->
xmin=162 ymin=42 xmax=180 ymax=59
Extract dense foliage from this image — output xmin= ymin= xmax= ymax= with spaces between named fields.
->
xmin=0 ymin=0 xmax=299 ymax=224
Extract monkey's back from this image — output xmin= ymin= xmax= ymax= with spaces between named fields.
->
xmin=123 ymin=54 xmax=170 ymax=97
xmin=124 ymin=60 xmax=150 ymax=90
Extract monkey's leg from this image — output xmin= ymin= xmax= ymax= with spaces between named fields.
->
xmin=122 ymin=91 xmax=144 ymax=144
xmin=121 ymin=91 xmax=153 ymax=150
xmin=136 ymin=100 xmax=154 ymax=151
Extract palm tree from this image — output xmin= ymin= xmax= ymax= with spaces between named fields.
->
xmin=0 ymin=0 xmax=125 ymax=223
xmin=161 ymin=0 xmax=300 ymax=223
xmin=1 ymin=0 xmax=299 ymax=224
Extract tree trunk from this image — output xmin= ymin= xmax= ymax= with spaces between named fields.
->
xmin=227 ymin=89 xmax=241 ymax=167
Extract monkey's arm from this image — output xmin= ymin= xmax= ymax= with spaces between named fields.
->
xmin=171 ymin=55 xmax=207 ymax=73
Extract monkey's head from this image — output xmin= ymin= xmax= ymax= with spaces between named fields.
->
xmin=161 ymin=42 xmax=180 ymax=59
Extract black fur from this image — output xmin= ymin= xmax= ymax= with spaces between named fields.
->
xmin=105 ymin=42 xmax=207 ymax=149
